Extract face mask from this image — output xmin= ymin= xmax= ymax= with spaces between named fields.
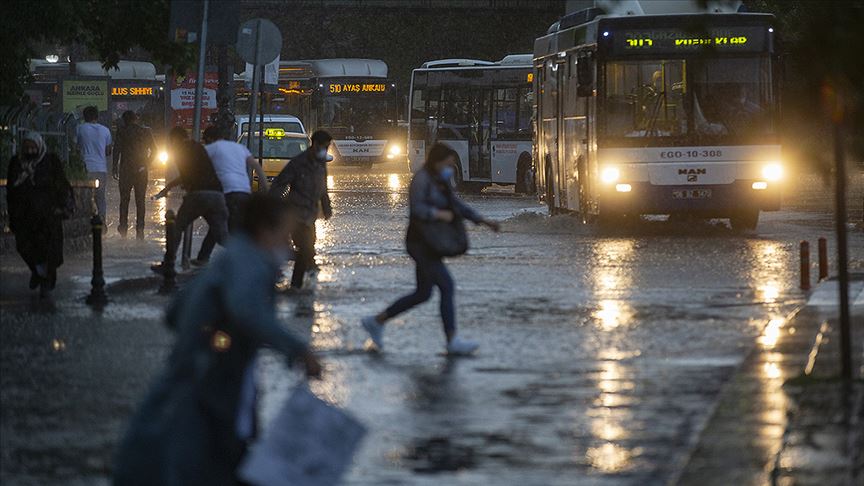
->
xmin=439 ymin=166 xmax=455 ymax=181
xmin=315 ymin=148 xmax=328 ymax=161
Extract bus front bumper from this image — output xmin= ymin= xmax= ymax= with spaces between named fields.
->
xmin=599 ymin=180 xmax=781 ymax=216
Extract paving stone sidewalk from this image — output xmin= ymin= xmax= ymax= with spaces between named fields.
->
xmin=674 ymin=275 xmax=864 ymax=486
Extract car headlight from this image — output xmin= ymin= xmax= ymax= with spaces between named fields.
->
xmin=601 ymin=167 xmax=620 ymax=184
xmin=388 ymin=144 xmax=401 ymax=156
xmin=158 ymin=150 xmax=169 ymax=165
xmin=761 ymin=163 xmax=782 ymax=181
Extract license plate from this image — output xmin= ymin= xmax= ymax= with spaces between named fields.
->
xmin=672 ymin=189 xmax=712 ymax=199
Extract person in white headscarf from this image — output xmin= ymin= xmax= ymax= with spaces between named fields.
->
xmin=5 ymin=131 xmax=72 ymax=297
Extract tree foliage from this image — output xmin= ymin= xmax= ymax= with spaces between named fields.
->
xmin=744 ymin=0 xmax=864 ymax=165
xmin=0 ymin=0 xmax=193 ymax=105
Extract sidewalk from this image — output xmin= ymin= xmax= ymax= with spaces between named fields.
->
xmin=674 ymin=275 xmax=864 ymax=486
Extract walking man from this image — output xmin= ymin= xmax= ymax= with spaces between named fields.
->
xmin=269 ymin=130 xmax=333 ymax=290
xmin=114 ymin=194 xmax=321 ymax=485
xmin=76 ymin=106 xmax=112 ymax=224
xmin=151 ymin=127 xmax=228 ymax=275
xmin=195 ymin=127 xmax=269 ymax=264
xmin=113 ymin=111 xmax=156 ymax=239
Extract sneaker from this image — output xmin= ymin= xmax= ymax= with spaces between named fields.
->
xmin=361 ymin=316 xmax=385 ymax=350
xmin=446 ymin=335 xmax=479 ymax=355
xmin=29 ymin=272 xmax=41 ymax=290
xmin=136 ymin=229 xmax=145 ymax=240
xmin=118 ymin=226 xmax=128 ymax=237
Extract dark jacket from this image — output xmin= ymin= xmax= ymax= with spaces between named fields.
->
xmin=175 ymin=140 xmax=223 ymax=193
xmin=113 ymin=123 xmax=156 ymax=176
xmin=6 ymin=153 xmax=72 ymax=232
xmin=113 ymin=236 xmax=307 ymax=486
xmin=269 ymin=149 xmax=332 ymax=225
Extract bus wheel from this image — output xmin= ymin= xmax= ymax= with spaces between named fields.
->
xmin=454 ymin=160 xmax=465 ymax=190
xmin=515 ymin=153 xmax=534 ymax=194
xmin=730 ymin=210 xmax=759 ymax=231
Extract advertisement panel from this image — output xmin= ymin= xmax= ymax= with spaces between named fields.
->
xmin=62 ymin=79 xmax=109 ymax=114
xmin=170 ymin=71 xmax=218 ymax=130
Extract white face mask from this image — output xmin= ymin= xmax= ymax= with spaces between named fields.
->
xmin=315 ymin=148 xmax=328 ymax=161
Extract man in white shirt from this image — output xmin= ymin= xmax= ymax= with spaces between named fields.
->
xmin=76 ymin=106 xmax=112 ymax=223
xmin=195 ymin=127 xmax=268 ymax=263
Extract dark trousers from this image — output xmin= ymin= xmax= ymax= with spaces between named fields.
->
xmin=14 ymin=217 xmax=64 ymax=289
xmin=384 ymin=244 xmax=456 ymax=337
xmin=118 ymin=168 xmax=148 ymax=233
xmin=197 ymin=192 xmax=250 ymax=261
xmin=163 ymin=191 xmax=229 ymax=266
xmin=290 ymin=222 xmax=316 ymax=289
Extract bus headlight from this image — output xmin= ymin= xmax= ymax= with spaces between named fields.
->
xmin=388 ymin=144 xmax=401 ymax=156
xmin=158 ymin=150 xmax=169 ymax=165
xmin=761 ymin=163 xmax=782 ymax=181
xmin=601 ymin=167 xmax=620 ymax=184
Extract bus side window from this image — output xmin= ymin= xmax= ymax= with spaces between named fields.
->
xmin=494 ymin=88 xmax=519 ymax=140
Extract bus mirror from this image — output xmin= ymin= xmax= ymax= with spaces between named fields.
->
xmin=576 ymin=55 xmax=594 ymax=97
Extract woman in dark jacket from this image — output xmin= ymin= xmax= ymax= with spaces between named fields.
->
xmin=6 ymin=131 xmax=72 ymax=297
xmin=361 ymin=143 xmax=500 ymax=355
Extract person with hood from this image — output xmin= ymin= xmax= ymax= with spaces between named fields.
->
xmin=268 ymin=130 xmax=334 ymax=290
xmin=5 ymin=131 xmax=73 ymax=297
xmin=360 ymin=143 xmax=500 ymax=355
xmin=113 ymin=194 xmax=321 ymax=486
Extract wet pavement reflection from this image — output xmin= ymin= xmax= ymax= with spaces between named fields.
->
xmin=2 ymin=167 xmax=862 ymax=485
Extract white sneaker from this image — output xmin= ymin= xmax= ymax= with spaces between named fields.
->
xmin=361 ymin=316 xmax=384 ymax=350
xmin=446 ymin=335 xmax=479 ymax=355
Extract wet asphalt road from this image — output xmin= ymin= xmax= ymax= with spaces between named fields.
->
xmin=1 ymin=165 xmax=862 ymax=485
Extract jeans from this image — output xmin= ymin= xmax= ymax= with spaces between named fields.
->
xmin=290 ymin=221 xmax=316 ymax=289
xmin=163 ymin=191 xmax=229 ymax=266
xmin=197 ymin=192 xmax=250 ymax=261
xmin=89 ymin=171 xmax=107 ymax=220
xmin=384 ymin=247 xmax=456 ymax=337
xmin=118 ymin=168 xmax=147 ymax=234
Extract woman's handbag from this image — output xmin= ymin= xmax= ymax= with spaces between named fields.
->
xmin=413 ymin=181 xmax=469 ymax=257
xmin=238 ymin=384 xmax=366 ymax=486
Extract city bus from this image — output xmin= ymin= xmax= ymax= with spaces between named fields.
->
xmin=238 ymin=58 xmax=402 ymax=167
xmin=533 ymin=8 xmax=781 ymax=229
xmin=408 ymin=55 xmax=535 ymax=193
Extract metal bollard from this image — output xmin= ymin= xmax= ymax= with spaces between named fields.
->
xmin=86 ymin=214 xmax=108 ymax=307
xmin=158 ymin=210 xmax=178 ymax=294
xmin=818 ymin=237 xmax=828 ymax=281
xmin=800 ymin=240 xmax=811 ymax=291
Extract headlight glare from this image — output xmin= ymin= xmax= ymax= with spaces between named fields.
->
xmin=761 ymin=162 xmax=782 ymax=181
xmin=601 ymin=167 xmax=620 ymax=184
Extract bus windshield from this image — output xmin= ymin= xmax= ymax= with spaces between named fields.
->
xmin=238 ymin=134 xmax=308 ymax=159
xmin=319 ymin=96 xmax=394 ymax=133
xmin=602 ymin=56 xmax=774 ymax=145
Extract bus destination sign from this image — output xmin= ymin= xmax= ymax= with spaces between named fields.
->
xmin=326 ymin=82 xmax=389 ymax=95
xmin=612 ymin=26 xmax=767 ymax=54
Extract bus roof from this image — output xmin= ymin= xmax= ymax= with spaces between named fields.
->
xmin=75 ymin=61 xmax=157 ymax=80
xmin=278 ymin=59 xmax=388 ymax=79
xmin=417 ymin=54 xmax=532 ymax=71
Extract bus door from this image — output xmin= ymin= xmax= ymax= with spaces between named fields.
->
xmin=468 ymin=89 xmax=492 ymax=180
xmin=539 ymin=59 xmax=562 ymax=210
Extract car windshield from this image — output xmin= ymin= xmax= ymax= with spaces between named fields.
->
xmin=601 ymin=56 xmax=774 ymax=145
xmin=238 ymin=133 xmax=308 ymax=159
xmin=240 ymin=121 xmax=304 ymax=135
xmin=319 ymin=96 xmax=394 ymax=133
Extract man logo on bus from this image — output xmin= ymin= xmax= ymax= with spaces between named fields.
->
xmin=680 ymin=168 xmax=706 ymax=182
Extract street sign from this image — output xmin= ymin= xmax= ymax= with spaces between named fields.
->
xmin=236 ymin=19 xmax=282 ymax=66
xmin=245 ymin=56 xmax=280 ymax=91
